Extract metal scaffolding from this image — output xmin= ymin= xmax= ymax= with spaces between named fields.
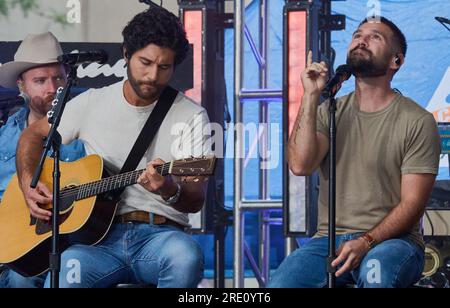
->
xmin=233 ymin=0 xmax=297 ymax=288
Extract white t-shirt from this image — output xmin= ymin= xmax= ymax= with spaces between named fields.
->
xmin=58 ymin=80 xmax=211 ymax=226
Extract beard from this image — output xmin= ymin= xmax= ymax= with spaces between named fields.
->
xmin=28 ymin=94 xmax=54 ymax=117
xmin=346 ymin=46 xmax=391 ymax=78
xmin=127 ymin=65 xmax=164 ymax=101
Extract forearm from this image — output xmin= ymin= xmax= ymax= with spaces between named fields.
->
xmin=16 ymin=128 xmax=45 ymax=188
xmin=288 ymin=93 xmax=321 ymax=175
xmin=369 ymin=201 xmax=425 ymax=244
xmin=369 ymin=173 xmax=436 ymax=244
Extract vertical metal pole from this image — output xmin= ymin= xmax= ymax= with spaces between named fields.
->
xmin=285 ymin=236 xmax=298 ymax=256
xmin=327 ymin=97 xmax=337 ymax=288
xmin=214 ymin=0 xmax=226 ymax=290
xmin=233 ymin=0 xmax=245 ymax=288
xmin=258 ymin=0 xmax=270 ymax=285
xmin=50 ymin=148 xmax=61 ymax=288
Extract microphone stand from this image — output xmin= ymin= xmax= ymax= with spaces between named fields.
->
xmin=30 ymin=66 xmax=78 ymax=288
xmin=326 ymin=93 xmax=337 ymax=288
xmin=322 ymin=64 xmax=350 ymax=288
xmin=324 ymin=85 xmax=342 ymax=288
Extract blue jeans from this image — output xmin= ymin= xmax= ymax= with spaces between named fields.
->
xmin=44 ymin=222 xmax=204 ymax=288
xmin=0 ymin=268 xmax=45 ymax=288
xmin=268 ymin=233 xmax=424 ymax=288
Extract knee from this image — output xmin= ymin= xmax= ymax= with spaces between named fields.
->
xmin=356 ymin=257 xmax=422 ymax=288
xmin=161 ymin=240 xmax=204 ymax=287
xmin=355 ymin=240 xmax=424 ymax=288
xmin=267 ymin=251 xmax=327 ymax=288
xmin=55 ymin=247 xmax=93 ymax=288
xmin=356 ymin=258 xmax=394 ymax=288
xmin=169 ymin=243 xmax=203 ymax=273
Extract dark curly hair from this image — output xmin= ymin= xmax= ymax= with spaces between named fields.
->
xmin=122 ymin=7 xmax=189 ymax=66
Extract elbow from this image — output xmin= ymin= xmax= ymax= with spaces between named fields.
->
xmin=186 ymin=193 xmax=205 ymax=213
xmin=287 ymin=148 xmax=314 ymax=176
xmin=289 ymin=164 xmax=313 ymax=176
xmin=190 ymin=198 xmax=204 ymax=213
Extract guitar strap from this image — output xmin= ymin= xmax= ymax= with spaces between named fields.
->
xmin=112 ymin=85 xmax=179 ymax=198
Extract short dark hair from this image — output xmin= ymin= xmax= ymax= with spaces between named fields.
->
xmin=122 ymin=7 xmax=189 ymax=66
xmin=359 ymin=16 xmax=407 ymax=56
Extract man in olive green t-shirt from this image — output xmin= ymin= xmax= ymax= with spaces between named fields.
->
xmin=269 ymin=16 xmax=440 ymax=288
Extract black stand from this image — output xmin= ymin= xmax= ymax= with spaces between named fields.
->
xmin=30 ymin=66 xmax=78 ymax=288
xmin=214 ymin=223 xmax=226 ymax=288
xmin=326 ymin=95 xmax=337 ymax=288
xmin=213 ymin=205 xmax=232 ymax=288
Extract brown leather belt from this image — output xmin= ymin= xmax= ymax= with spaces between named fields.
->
xmin=113 ymin=211 xmax=184 ymax=230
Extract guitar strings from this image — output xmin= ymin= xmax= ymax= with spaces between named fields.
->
xmin=57 ymin=163 xmax=168 ymax=199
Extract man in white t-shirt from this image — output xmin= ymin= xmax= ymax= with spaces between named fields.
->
xmin=16 ymin=7 xmax=211 ymax=288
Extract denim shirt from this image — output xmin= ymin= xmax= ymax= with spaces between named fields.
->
xmin=0 ymin=108 xmax=86 ymax=199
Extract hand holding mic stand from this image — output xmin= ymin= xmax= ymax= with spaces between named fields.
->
xmin=322 ymin=64 xmax=351 ymax=288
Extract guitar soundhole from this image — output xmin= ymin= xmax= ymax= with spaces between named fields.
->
xmin=35 ymin=209 xmax=73 ymax=235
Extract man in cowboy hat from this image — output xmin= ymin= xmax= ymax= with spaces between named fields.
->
xmin=0 ymin=32 xmax=85 ymax=288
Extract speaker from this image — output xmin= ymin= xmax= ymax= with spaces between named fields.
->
xmin=423 ymin=243 xmax=441 ymax=277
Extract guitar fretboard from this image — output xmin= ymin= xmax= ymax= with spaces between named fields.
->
xmin=65 ymin=162 xmax=172 ymax=200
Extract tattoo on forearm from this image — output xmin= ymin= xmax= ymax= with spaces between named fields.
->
xmin=293 ymin=108 xmax=304 ymax=145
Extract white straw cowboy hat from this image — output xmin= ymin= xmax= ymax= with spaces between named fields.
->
xmin=0 ymin=32 xmax=63 ymax=88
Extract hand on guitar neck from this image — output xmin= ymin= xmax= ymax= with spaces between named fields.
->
xmin=138 ymin=158 xmax=209 ymax=212
xmin=137 ymin=158 xmax=178 ymax=198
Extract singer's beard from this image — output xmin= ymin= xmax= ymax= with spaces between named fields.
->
xmin=346 ymin=47 xmax=390 ymax=78
xmin=127 ymin=66 xmax=164 ymax=101
xmin=28 ymin=94 xmax=54 ymax=118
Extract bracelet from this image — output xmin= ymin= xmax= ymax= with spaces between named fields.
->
xmin=360 ymin=232 xmax=376 ymax=249
xmin=165 ymin=183 xmax=181 ymax=205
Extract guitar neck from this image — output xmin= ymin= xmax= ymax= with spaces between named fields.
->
xmin=70 ymin=162 xmax=172 ymax=200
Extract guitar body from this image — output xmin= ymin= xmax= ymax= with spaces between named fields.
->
xmin=0 ymin=155 xmax=118 ymax=277
xmin=0 ymin=154 xmax=216 ymax=277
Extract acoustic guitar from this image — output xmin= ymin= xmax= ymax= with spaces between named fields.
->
xmin=0 ymin=154 xmax=216 ymax=277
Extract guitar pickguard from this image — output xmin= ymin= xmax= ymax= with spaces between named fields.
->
xmin=35 ymin=209 xmax=73 ymax=235
xmin=30 ymin=190 xmax=77 ymax=235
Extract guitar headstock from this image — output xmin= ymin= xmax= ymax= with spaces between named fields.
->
xmin=171 ymin=156 xmax=216 ymax=176
xmin=46 ymin=86 xmax=64 ymax=124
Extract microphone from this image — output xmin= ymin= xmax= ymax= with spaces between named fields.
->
xmin=0 ymin=92 xmax=30 ymax=110
xmin=0 ymin=93 xmax=30 ymax=118
xmin=322 ymin=64 xmax=352 ymax=98
xmin=57 ymin=50 xmax=108 ymax=66
xmin=435 ymin=16 xmax=450 ymax=24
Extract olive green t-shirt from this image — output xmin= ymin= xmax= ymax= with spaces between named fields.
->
xmin=315 ymin=92 xmax=440 ymax=248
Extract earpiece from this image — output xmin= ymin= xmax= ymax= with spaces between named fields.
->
xmin=394 ymin=56 xmax=401 ymax=65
